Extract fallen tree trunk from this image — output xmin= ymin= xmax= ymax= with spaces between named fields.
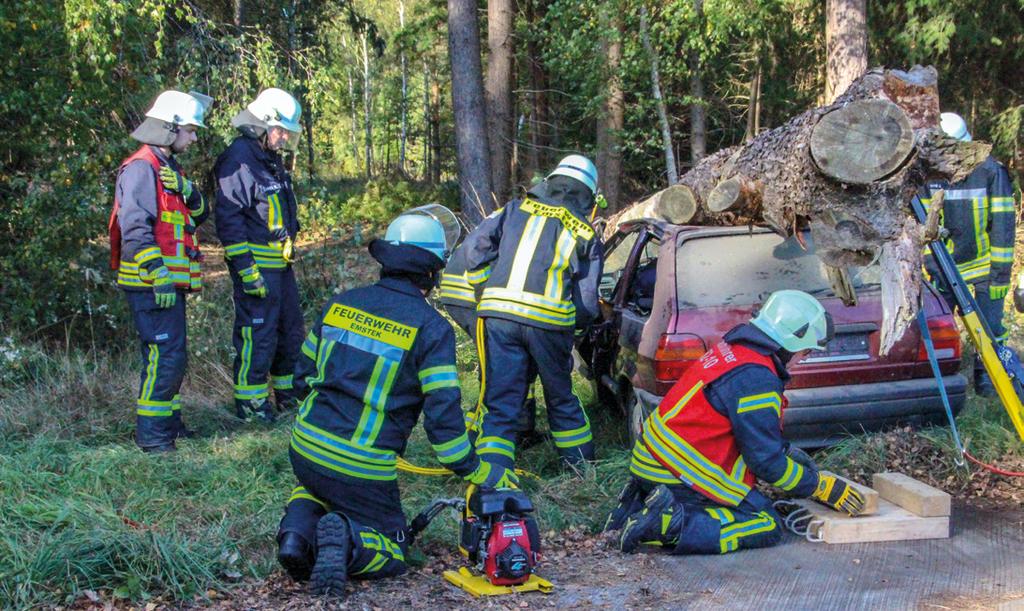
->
xmin=606 ymin=65 xmax=990 ymax=354
xmin=602 ymin=184 xmax=699 ymax=239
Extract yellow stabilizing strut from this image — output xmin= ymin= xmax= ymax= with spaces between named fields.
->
xmin=912 ymin=192 xmax=1024 ymax=442
xmin=959 ymin=310 xmax=1024 ymax=439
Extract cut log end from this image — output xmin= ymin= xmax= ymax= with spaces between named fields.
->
xmin=655 ymin=184 xmax=699 ymax=224
xmin=810 ymin=99 xmax=915 ymax=185
xmin=707 ymin=177 xmax=742 ymax=212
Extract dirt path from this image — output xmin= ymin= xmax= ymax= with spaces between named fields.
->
xmin=190 ymin=503 xmax=1023 ymax=610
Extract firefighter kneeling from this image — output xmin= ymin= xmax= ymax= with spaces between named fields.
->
xmin=275 ymin=207 xmax=519 ymax=597
xmin=605 ymin=290 xmax=866 ymax=555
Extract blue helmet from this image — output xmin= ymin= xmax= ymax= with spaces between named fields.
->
xmin=384 ymin=213 xmax=450 ymax=263
xmin=940 ymin=112 xmax=971 ymax=142
xmin=548 ymin=154 xmax=599 ymax=194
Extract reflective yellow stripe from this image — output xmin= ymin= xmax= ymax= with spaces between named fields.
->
xmin=664 ymin=382 xmax=705 ymax=420
xmin=507 ymin=215 xmax=547 ymax=291
xmin=544 ymin=227 xmax=576 ymax=302
xmin=288 ymin=486 xmax=328 ymax=510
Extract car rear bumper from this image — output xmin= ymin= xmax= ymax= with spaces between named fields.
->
xmin=783 ymin=374 xmax=967 ymax=447
xmin=633 ymin=374 xmax=968 ymax=449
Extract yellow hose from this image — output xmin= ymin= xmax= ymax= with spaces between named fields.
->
xmin=396 ymin=456 xmax=536 ymax=479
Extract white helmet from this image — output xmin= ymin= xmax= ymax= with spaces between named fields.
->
xmin=145 ymin=90 xmax=209 ymax=128
xmin=751 ymin=290 xmax=835 ymax=353
xmin=548 ymin=154 xmax=599 ymax=195
xmin=940 ymin=112 xmax=972 ymax=142
xmin=247 ymin=88 xmax=302 ymax=133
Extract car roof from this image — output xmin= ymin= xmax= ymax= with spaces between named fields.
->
xmin=614 ymin=218 xmax=778 ymax=242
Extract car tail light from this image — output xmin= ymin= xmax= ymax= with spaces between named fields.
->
xmin=654 ymin=333 xmax=707 ymax=382
xmin=917 ymin=316 xmax=961 ymax=361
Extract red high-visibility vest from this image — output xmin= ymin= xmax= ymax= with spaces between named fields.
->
xmin=641 ymin=340 xmax=787 ymax=507
xmin=109 ymin=146 xmax=202 ymax=291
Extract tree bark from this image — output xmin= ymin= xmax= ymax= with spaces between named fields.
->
xmin=602 ymin=185 xmax=698 ymax=239
xmin=430 ymin=73 xmax=443 ymax=184
xmin=745 ymin=61 xmax=762 ymax=143
xmin=360 ymin=30 xmax=374 ymax=180
xmin=422 ymin=59 xmax=431 ymax=181
xmin=607 ymin=66 xmax=991 ymax=353
xmin=825 ymin=0 xmax=867 ymax=104
xmin=447 ymin=0 xmax=494 ymax=226
xmin=525 ymin=0 xmax=549 ymax=181
xmin=232 ymin=0 xmax=245 ymax=27
xmin=640 ymin=5 xmax=677 ymax=185
xmin=398 ymin=0 xmax=408 ymax=174
xmin=347 ymin=65 xmax=360 ymax=175
xmin=486 ymin=0 xmax=514 ymax=203
xmin=688 ymin=0 xmax=706 ymax=165
xmin=596 ymin=7 xmax=624 ymax=211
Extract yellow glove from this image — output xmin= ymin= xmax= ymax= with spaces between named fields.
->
xmin=239 ymin=265 xmax=267 ymax=298
xmin=811 ymin=473 xmax=865 ymax=516
xmin=990 ymin=284 xmax=1010 ymax=301
xmin=159 ymin=165 xmax=193 ymax=199
xmin=282 ymin=237 xmax=295 ymax=263
xmin=147 ymin=266 xmax=177 ymax=309
xmin=467 ymin=461 xmax=519 ymax=489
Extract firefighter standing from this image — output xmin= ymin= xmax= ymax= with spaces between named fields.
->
xmin=438 ymin=244 xmax=540 ymax=446
xmin=110 ymin=90 xmax=212 ymax=453
xmin=214 ymin=88 xmax=305 ymax=422
xmin=605 ymin=290 xmax=866 ymax=554
xmin=462 ymin=155 xmax=603 ymax=468
xmin=274 ymin=207 xmax=518 ymax=596
xmin=919 ymin=112 xmax=1017 ymax=396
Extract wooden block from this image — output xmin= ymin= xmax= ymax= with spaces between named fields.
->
xmin=872 ymin=472 xmax=951 ymax=517
xmin=793 ymin=498 xmax=949 ymax=544
xmin=820 ymin=470 xmax=879 ymax=516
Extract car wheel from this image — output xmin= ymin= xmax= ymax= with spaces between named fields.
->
xmin=625 ymin=385 xmax=652 ymax=446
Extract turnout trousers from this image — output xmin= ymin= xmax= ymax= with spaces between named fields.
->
xmin=278 ymin=449 xmax=409 ymax=579
xmin=623 ymin=478 xmax=783 ymax=554
xmin=443 ymin=304 xmax=538 ymax=441
xmin=125 ymin=289 xmax=188 ymax=448
xmin=477 ymin=317 xmax=594 ymax=468
xmin=231 ymin=267 xmax=305 ymax=412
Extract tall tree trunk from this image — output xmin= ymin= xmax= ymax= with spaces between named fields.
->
xmin=360 ymin=30 xmax=374 ymax=180
xmin=596 ymin=8 xmax=624 ymax=211
xmin=347 ymin=66 xmax=360 ymax=174
xmin=525 ymin=0 xmax=549 ymax=181
xmin=447 ymin=0 xmax=494 ymax=225
xmin=485 ymin=0 xmax=514 ymax=204
xmin=825 ymin=0 xmax=868 ymax=104
xmin=232 ymin=0 xmax=245 ymax=26
xmin=398 ymin=0 xmax=408 ymax=174
xmin=688 ymin=0 xmax=706 ymax=165
xmin=745 ymin=60 xmax=762 ymax=143
xmin=639 ymin=5 xmax=677 ymax=185
xmin=430 ymin=73 xmax=443 ymax=184
xmin=423 ymin=60 xmax=431 ymax=181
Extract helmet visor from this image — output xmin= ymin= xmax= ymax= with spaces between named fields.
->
xmin=268 ymin=125 xmax=301 ymax=152
xmin=404 ymin=204 xmax=463 ymax=255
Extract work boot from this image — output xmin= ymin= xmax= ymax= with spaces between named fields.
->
xmin=278 ymin=531 xmax=315 ymax=582
xmin=236 ymin=399 xmax=277 ymax=424
xmin=619 ymin=485 xmax=677 ymax=553
xmin=310 ymin=513 xmax=351 ymax=597
xmin=974 ymin=355 xmax=996 ymax=398
xmin=604 ymin=479 xmax=646 ymax=532
xmin=141 ymin=442 xmax=177 ymax=454
xmin=275 ymin=389 xmax=300 ymax=415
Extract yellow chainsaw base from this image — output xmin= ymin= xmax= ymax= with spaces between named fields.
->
xmin=442 ymin=567 xmax=554 ymax=597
